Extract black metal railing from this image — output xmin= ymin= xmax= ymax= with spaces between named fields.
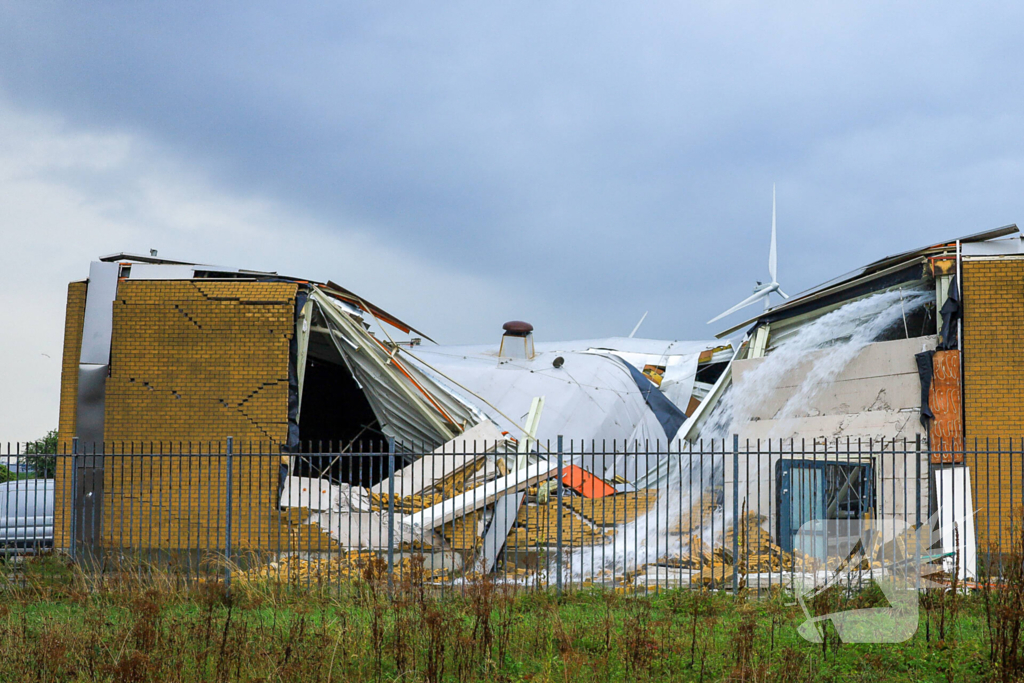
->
xmin=0 ymin=436 xmax=1018 ymax=595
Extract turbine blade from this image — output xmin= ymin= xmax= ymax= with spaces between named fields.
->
xmin=769 ymin=184 xmax=777 ymax=283
xmin=707 ymin=290 xmax=769 ymax=324
xmin=628 ymin=311 xmax=648 ymax=338
xmin=777 ymin=288 xmax=790 ymax=299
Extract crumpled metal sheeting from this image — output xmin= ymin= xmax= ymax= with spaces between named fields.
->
xmin=406 ymin=347 xmax=658 ymax=475
xmin=308 ymin=287 xmax=481 ymax=448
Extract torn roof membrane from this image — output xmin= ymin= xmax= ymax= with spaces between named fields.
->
xmin=306 ymin=285 xmax=480 ymax=447
xmin=322 ymin=280 xmax=433 ymax=342
xmin=691 ymin=224 xmax=1023 ymax=446
xmin=402 ymin=336 xmax=730 ymax=448
xmin=713 ymin=224 xmax=1020 ymax=338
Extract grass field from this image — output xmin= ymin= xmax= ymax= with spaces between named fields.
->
xmin=0 ymin=554 xmax=1019 ymax=682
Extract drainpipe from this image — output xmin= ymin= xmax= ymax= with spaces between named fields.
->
xmin=956 ymin=240 xmax=966 ymax=459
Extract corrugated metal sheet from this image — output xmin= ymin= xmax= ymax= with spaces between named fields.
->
xmin=309 ymin=287 xmax=480 ymax=449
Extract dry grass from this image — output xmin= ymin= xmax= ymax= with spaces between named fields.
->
xmin=0 ymin=548 xmax=1004 ymax=683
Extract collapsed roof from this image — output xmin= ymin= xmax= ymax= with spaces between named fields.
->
xmin=97 ymin=253 xmax=732 ymax=474
xmin=96 ymin=224 xmax=1020 ymax=463
xmin=682 ymin=224 xmax=1022 ymax=441
xmin=712 ymin=224 xmax=1020 ymax=339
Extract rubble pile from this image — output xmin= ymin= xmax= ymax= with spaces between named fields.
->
xmin=436 ymin=457 xmax=509 ymax=498
xmin=369 ymin=492 xmax=444 ymax=514
xmin=281 ymin=424 xmax=822 ymax=589
xmin=568 ymin=490 xmax=660 ymax=526
xmin=724 ymin=512 xmax=815 ymax=573
xmin=238 ymin=551 xmax=451 ymax=585
xmin=439 ymin=510 xmax=486 ymax=551
xmin=464 ymin=565 xmax=544 ymax=583
xmin=504 ymin=500 xmax=612 ymax=549
xmin=625 ymin=509 xmax=820 ymax=588
xmin=668 ymin=492 xmax=720 ymax=534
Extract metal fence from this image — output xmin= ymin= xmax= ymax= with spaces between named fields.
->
xmin=1 ymin=436 xmax=1020 ymax=595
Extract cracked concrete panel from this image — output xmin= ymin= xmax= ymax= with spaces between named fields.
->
xmin=727 ymin=336 xmax=933 ymax=524
xmin=737 ymin=411 xmax=926 ymax=446
xmin=733 ymin=336 xmax=937 ymax=421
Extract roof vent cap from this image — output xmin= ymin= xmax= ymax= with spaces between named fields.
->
xmin=502 ymin=320 xmax=533 ymax=336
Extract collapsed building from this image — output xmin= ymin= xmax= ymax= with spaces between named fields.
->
xmin=53 ymin=223 xmax=1024 ymax=585
xmin=53 ymin=252 xmax=730 ymax=564
xmin=685 ymin=224 xmax=1024 ymax=579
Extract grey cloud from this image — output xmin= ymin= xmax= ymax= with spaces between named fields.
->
xmin=1 ymin=2 xmax=1023 ymax=342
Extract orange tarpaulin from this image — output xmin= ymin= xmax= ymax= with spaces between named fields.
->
xmin=561 ymin=465 xmax=616 ymax=499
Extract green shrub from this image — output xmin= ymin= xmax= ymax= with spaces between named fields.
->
xmin=24 ymin=428 xmax=57 ymax=478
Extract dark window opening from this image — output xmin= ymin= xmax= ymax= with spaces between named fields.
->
xmin=874 ymin=301 xmax=936 ymax=342
xmin=695 ymin=361 xmax=728 ymax=385
xmin=776 ymin=459 xmax=875 ymax=558
xmin=295 ymin=342 xmax=388 ymax=487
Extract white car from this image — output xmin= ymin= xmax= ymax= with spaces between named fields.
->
xmin=0 ymin=479 xmax=54 ymax=553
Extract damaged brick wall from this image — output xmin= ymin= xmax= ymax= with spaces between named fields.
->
xmin=54 ymin=278 xmax=336 ymax=552
xmin=100 ymin=279 xmax=294 ymax=550
xmin=54 ymin=282 xmax=88 ymax=549
xmin=104 ymin=280 xmax=295 ymax=443
xmin=963 ymin=256 xmax=1024 ymax=551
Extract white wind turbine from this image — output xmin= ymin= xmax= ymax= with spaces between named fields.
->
xmin=707 ymin=185 xmax=790 ymax=325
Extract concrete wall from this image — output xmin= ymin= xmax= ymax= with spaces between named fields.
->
xmin=723 ymin=336 xmax=934 ymax=536
xmin=733 ymin=335 xmax=935 ymax=442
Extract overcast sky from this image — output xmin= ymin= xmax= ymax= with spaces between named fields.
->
xmin=1 ymin=2 xmax=1022 ymax=442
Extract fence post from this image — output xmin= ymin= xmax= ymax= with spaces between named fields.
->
xmin=225 ymin=436 xmax=233 ymax=595
xmin=556 ymin=436 xmax=564 ymax=597
xmin=732 ymin=434 xmax=740 ymax=596
xmin=387 ymin=437 xmax=396 ymax=588
xmin=915 ymin=433 xmax=922 ymax=592
xmin=915 ymin=434 xmax=923 ymax=530
xmin=70 ymin=436 xmax=79 ymax=561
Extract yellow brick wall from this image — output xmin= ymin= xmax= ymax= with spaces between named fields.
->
xmin=54 ymin=278 xmax=338 ymax=553
xmin=102 ymin=279 xmax=297 ymax=550
xmin=54 ymin=282 xmax=88 ymax=548
xmin=105 ymin=279 xmax=296 ymax=444
xmin=963 ymin=257 xmax=1024 ymax=551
